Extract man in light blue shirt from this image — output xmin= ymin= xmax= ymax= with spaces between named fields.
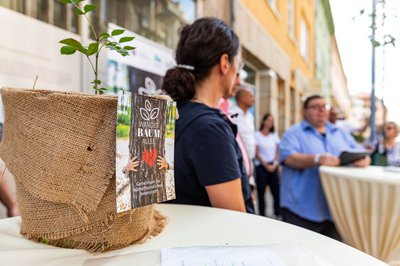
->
xmin=279 ymin=95 xmax=370 ymax=240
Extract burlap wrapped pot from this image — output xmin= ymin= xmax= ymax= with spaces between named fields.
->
xmin=0 ymin=87 xmax=166 ymax=252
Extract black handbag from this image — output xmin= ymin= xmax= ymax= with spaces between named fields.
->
xmin=370 ymin=143 xmax=388 ymax=166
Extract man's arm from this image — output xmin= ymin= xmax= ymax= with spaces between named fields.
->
xmin=352 ymin=156 xmax=371 ymax=167
xmin=284 ymin=153 xmax=340 ymax=169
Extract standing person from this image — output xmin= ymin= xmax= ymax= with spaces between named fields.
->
xmin=231 ymin=87 xmax=256 ymax=163
xmin=218 ymin=83 xmax=254 ymax=213
xmin=162 ymin=17 xmax=250 ymax=212
xmin=254 ymin=113 xmax=280 ymax=218
xmin=372 ymin=122 xmax=400 ymax=166
xmin=0 ymin=172 xmax=19 ymax=217
xmin=0 ymin=123 xmax=19 ymax=218
xmin=279 ymin=95 xmax=370 ymax=240
xmin=230 ymin=86 xmax=256 ymax=212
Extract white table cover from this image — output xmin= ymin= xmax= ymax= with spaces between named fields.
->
xmin=320 ymin=166 xmax=400 ymax=265
xmin=0 ymin=204 xmax=387 ymax=266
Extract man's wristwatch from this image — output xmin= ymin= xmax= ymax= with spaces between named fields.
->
xmin=314 ymin=154 xmax=321 ymax=165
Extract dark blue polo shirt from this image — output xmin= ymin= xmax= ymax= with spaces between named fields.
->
xmin=169 ymin=101 xmax=253 ymax=212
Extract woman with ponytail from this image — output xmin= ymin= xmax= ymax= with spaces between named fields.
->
xmin=163 ymin=17 xmax=252 ymax=213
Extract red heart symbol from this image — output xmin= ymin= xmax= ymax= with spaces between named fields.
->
xmin=142 ymin=147 xmax=157 ymax=167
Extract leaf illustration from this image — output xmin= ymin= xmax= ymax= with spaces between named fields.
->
xmin=140 ymin=108 xmax=150 ymax=121
xmin=150 ymin=108 xmax=159 ymax=120
xmin=145 ymin=100 xmax=151 ymax=111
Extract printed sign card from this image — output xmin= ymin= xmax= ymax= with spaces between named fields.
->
xmin=116 ymin=92 xmax=176 ymax=213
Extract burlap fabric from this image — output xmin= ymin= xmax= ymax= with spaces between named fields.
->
xmin=0 ymin=87 xmax=166 ymax=252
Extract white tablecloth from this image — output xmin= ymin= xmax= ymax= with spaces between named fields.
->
xmin=0 ymin=204 xmax=387 ymax=266
xmin=320 ymin=166 xmax=400 ymax=265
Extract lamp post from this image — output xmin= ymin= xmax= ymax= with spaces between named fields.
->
xmin=370 ymin=0 xmax=377 ymax=143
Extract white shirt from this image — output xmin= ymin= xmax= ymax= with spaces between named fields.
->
xmin=230 ymin=106 xmax=256 ymax=159
xmin=254 ymin=131 xmax=280 ymax=166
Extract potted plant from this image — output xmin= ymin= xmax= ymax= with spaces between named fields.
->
xmin=0 ymin=0 xmax=165 ymax=252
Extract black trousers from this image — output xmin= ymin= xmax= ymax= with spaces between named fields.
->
xmin=255 ymin=165 xmax=280 ymax=216
xmin=281 ymin=208 xmax=342 ymax=241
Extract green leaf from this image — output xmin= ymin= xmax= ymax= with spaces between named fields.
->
xmin=119 ymin=36 xmax=134 ymax=43
xmin=73 ymin=0 xmax=85 ymax=3
xmin=92 ymin=79 xmax=101 ymax=85
xmin=60 ymin=46 xmax=76 ymax=55
xmin=39 ymin=238 xmax=49 ymax=244
xmin=84 ymin=4 xmax=97 ymax=13
xmin=118 ymin=49 xmax=129 ymax=56
xmin=58 ymin=0 xmax=72 ymax=4
xmin=111 ymin=29 xmax=124 ymax=36
xmin=123 ymin=45 xmax=135 ymax=51
xmin=99 ymin=32 xmax=110 ymax=39
xmin=75 ymin=8 xmax=85 ymax=15
xmin=87 ymin=42 xmax=99 ymax=56
xmin=371 ymin=40 xmax=381 ymax=47
xmin=59 ymin=38 xmax=84 ymax=52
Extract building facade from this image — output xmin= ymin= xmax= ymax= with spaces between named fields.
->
xmin=311 ymin=0 xmax=333 ymax=100
xmin=207 ymin=0 xmax=315 ymax=134
xmin=236 ymin=0 xmax=315 ymax=134
xmin=330 ymin=35 xmax=351 ymax=118
xmin=0 ymin=0 xmax=352 ymax=135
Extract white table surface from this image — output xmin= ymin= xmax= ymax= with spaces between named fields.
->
xmin=320 ymin=166 xmax=400 ymax=265
xmin=0 ymin=204 xmax=388 ymax=266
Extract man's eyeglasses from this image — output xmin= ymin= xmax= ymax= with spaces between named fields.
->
xmin=306 ymin=104 xmax=328 ymax=111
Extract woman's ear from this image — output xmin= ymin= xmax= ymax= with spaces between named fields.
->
xmin=219 ymin=54 xmax=230 ymax=75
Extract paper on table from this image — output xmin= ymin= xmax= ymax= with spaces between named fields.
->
xmin=384 ymin=166 xmax=400 ymax=174
xmin=161 ymin=245 xmax=333 ymax=266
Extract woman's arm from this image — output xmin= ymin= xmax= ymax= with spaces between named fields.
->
xmin=205 ymin=178 xmax=245 ymax=212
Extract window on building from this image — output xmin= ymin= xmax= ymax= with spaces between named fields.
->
xmin=242 ymin=64 xmax=256 ymax=85
xmin=287 ymin=0 xmax=295 ymax=38
xmin=300 ymin=19 xmax=309 ymax=60
xmin=53 ymin=2 xmax=78 ymax=33
xmin=0 ymin=0 xmax=78 ymax=33
xmin=267 ymin=0 xmax=277 ymax=10
xmin=278 ymin=80 xmax=285 ymax=136
xmin=290 ymin=87 xmax=296 ymax=125
xmin=92 ymin=0 xmax=196 ymax=49
xmin=36 ymin=0 xmax=49 ymax=23
xmin=0 ymin=0 xmax=26 ymax=13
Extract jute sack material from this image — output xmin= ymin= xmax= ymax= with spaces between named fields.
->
xmin=0 ymin=87 xmax=166 ymax=252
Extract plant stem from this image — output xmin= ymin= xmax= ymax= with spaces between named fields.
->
xmin=95 ymin=51 xmax=99 ymax=93
xmin=84 ymin=13 xmax=98 ymax=41
xmin=86 ymin=56 xmax=96 ymax=76
xmin=72 ymin=2 xmax=98 ymax=40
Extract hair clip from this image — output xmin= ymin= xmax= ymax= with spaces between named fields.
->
xmin=176 ymin=64 xmax=195 ymax=71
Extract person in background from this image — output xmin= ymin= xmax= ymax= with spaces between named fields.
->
xmin=279 ymin=95 xmax=370 ymax=240
xmin=328 ymin=106 xmax=338 ymax=124
xmin=231 ymin=87 xmax=256 ymax=164
xmin=329 ymin=106 xmax=361 ymax=137
xmin=162 ymin=17 xmax=250 ymax=212
xmin=0 ymin=174 xmax=19 ymax=217
xmin=0 ymin=123 xmax=20 ymax=217
xmin=218 ymin=83 xmax=255 ymax=213
xmin=373 ymin=121 xmax=400 ymax=167
xmin=254 ymin=113 xmax=280 ymax=218
xmin=230 ymin=86 xmax=256 ymax=212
